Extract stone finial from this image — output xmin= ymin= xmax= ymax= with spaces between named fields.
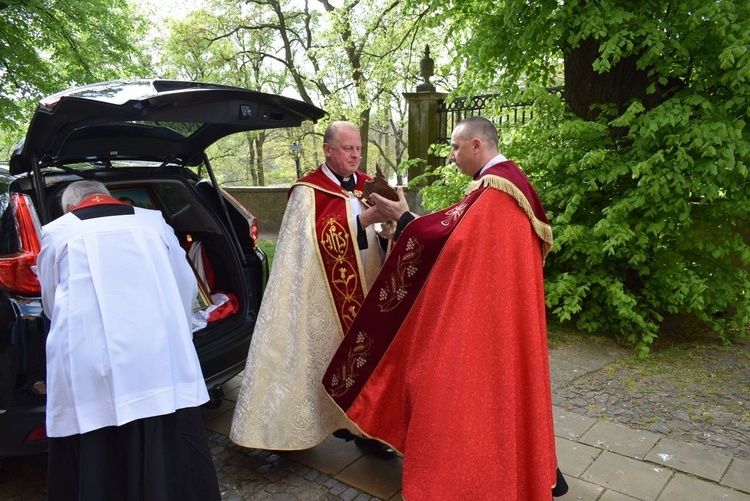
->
xmin=417 ymin=44 xmax=435 ymax=92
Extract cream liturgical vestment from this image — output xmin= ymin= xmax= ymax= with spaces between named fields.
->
xmin=38 ymin=207 xmax=209 ymax=438
xmin=230 ymin=172 xmax=385 ymax=450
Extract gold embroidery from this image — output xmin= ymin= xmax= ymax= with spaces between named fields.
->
xmin=320 ymin=217 xmax=350 ymax=255
xmin=441 ymin=202 xmax=467 ymax=226
xmin=320 ymin=216 xmax=361 ymax=330
xmin=377 ymin=236 xmax=423 ymax=312
xmin=328 ymin=331 xmax=372 ymax=397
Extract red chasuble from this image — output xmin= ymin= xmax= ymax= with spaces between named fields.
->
xmin=323 ymin=161 xmax=558 ymax=500
xmin=294 ymin=167 xmax=373 ymax=331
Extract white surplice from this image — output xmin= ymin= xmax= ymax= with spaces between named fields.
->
xmin=37 ymin=207 xmax=209 ymax=438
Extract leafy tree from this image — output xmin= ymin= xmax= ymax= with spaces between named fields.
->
xmin=143 ymin=1 xmax=439 ymax=186
xmin=200 ymin=0 xmax=429 ymax=181
xmin=415 ymin=0 xmax=750 ymax=354
xmin=0 ymin=0 xmax=148 ymax=151
xmin=316 ymin=0 xmax=420 ymax=171
xmin=154 ymin=6 xmax=282 ymax=186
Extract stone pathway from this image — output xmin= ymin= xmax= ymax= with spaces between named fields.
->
xmin=212 ymin=433 xmax=380 ymax=501
xmin=2 ymin=333 xmax=749 ymax=500
xmin=550 ymin=335 xmax=750 ymax=460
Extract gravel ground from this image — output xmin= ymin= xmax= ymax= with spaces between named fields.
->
xmin=550 ymin=331 xmax=750 ymax=459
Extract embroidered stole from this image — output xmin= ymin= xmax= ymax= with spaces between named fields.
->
xmin=294 ymin=167 xmax=371 ymax=332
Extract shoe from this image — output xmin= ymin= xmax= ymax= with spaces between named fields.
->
xmin=332 ymin=429 xmax=358 ymax=442
xmin=552 ymin=468 xmax=569 ymax=497
xmin=354 ymin=437 xmax=396 ymax=460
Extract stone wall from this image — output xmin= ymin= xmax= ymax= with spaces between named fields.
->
xmin=225 ymin=186 xmax=290 ymax=238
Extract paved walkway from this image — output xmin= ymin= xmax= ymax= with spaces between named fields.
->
xmin=551 ymin=406 xmax=750 ymax=500
xmin=2 ymin=339 xmax=749 ymax=500
xmin=202 ymin=343 xmax=750 ymax=500
xmin=204 ymin=400 xmax=750 ymax=500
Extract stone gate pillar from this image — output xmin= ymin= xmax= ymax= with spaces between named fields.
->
xmin=403 ymin=45 xmax=447 ymax=183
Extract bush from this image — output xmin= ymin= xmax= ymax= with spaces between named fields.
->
xmin=415 ymin=0 xmax=750 ymax=356
xmin=415 ymin=88 xmax=750 ymax=357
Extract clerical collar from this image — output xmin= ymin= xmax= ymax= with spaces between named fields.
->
xmin=325 ymin=164 xmax=356 ymax=191
xmin=474 ymin=153 xmax=508 ymax=179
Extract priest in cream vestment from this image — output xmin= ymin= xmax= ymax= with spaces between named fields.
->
xmin=230 ymin=121 xmax=390 ymax=450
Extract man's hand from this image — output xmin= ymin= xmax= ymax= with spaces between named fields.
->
xmin=358 ymin=204 xmax=390 ymax=228
xmin=370 ymin=187 xmax=411 ymax=222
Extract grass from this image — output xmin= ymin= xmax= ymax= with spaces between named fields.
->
xmin=550 ymin=318 xmax=750 ymax=392
xmin=546 ymin=322 xmax=613 ymax=350
xmin=258 ymin=239 xmax=277 ymax=270
xmin=550 ymin=317 xmax=750 ymax=418
xmin=608 ymin=341 xmax=750 ymax=391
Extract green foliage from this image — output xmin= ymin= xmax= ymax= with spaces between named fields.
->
xmin=416 ymin=0 xmax=750 ymax=353
xmin=515 ymin=89 xmax=750 ymax=355
xmin=146 ymin=0 xmax=422 ymax=186
xmin=257 ymin=239 xmax=277 ymax=270
xmin=0 ymin=0 xmax=149 ymax=145
xmin=404 ymin=144 xmax=470 ymax=212
xmin=408 ymin=162 xmax=469 ymax=213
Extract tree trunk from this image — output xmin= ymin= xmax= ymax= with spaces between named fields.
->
xmin=359 ymin=108 xmax=371 ymax=172
xmin=563 ymin=37 xmax=678 ymax=124
xmin=246 ymin=134 xmax=258 ymax=185
xmin=255 ymin=133 xmax=266 ymax=186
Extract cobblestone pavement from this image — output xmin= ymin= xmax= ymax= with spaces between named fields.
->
xmin=0 ymin=453 xmax=47 ymax=501
xmin=0 ymin=432 xmax=379 ymax=501
xmin=2 ymin=334 xmax=748 ymax=499
xmin=211 ymin=433 xmax=380 ymax=500
xmin=550 ymin=335 xmax=750 ymax=460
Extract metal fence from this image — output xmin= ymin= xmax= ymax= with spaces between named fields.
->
xmin=436 ymin=95 xmax=535 ymax=145
xmin=435 ymin=86 xmax=564 ymax=152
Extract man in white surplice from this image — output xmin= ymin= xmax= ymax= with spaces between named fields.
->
xmin=38 ymin=180 xmax=220 ymax=500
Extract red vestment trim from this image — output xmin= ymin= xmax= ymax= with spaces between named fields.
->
xmin=293 ymin=166 xmax=373 ymax=332
xmin=323 ymin=185 xmax=483 ymax=405
xmin=480 ymin=160 xmax=549 ymax=225
xmin=71 ymin=194 xmax=126 ymax=210
xmin=324 ymin=160 xmax=551 ymax=405
xmin=323 ymin=167 xmax=558 ymax=498
xmin=292 ymin=166 xmax=370 ymax=204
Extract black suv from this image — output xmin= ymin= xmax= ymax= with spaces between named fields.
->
xmin=0 ymin=80 xmax=325 ymax=456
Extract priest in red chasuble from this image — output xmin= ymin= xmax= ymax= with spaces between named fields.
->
xmin=323 ymin=116 xmax=568 ymax=499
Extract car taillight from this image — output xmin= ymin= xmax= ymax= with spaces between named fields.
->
xmin=25 ymin=424 xmax=48 ymax=442
xmin=0 ymin=193 xmax=42 ymax=296
xmin=250 ymin=215 xmax=259 ymax=245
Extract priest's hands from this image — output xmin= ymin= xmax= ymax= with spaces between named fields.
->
xmin=359 ymin=204 xmax=390 ymax=228
xmin=370 ymin=187 xmax=411 ymax=222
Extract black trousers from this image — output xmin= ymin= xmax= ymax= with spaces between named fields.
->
xmin=47 ymin=407 xmax=220 ymax=501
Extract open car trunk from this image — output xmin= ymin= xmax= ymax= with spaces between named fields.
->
xmin=0 ymin=79 xmax=324 ymax=455
xmin=12 ymin=164 xmax=266 ymax=390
